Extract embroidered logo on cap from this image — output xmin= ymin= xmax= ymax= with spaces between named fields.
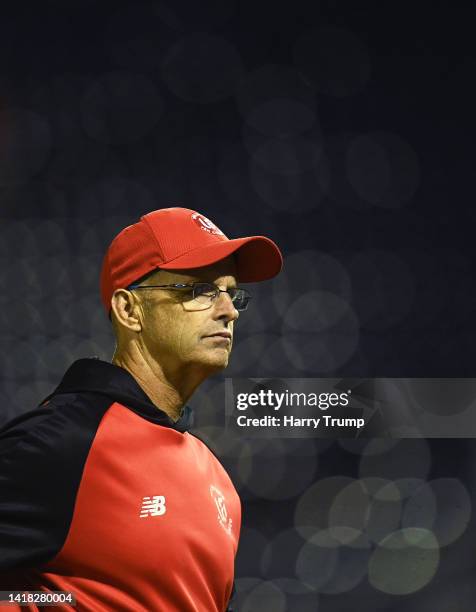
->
xmin=191 ymin=212 xmax=224 ymax=236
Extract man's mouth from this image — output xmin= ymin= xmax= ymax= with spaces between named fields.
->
xmin=204 ymin=331 xmax=232 ymax=341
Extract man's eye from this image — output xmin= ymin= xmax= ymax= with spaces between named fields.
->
xmin=193 ymin=284 xmax=216 ymax=297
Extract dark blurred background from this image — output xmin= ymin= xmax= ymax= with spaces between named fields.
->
xmin=1 ymin=1 xmax=475 ymax=610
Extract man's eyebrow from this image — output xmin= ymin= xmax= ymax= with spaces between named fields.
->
xmin=182 ymin=277 xmax=238 ymax=288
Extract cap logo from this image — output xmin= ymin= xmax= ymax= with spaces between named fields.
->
xmin=191 ymin=212 xmax=224 ymax=236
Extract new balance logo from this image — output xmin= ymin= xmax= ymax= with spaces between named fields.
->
xmin=139 ymin=495 xmax=166 ymax=518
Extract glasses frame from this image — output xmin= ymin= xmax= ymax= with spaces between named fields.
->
xmin=126 ymin=282 xmax=252 ymax=312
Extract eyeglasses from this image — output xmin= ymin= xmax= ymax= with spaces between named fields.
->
xmin=127 ymin=282 xmax=252 ymax=312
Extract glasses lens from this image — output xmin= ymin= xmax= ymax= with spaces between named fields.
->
xmin=230 ymin=288 xmax=251 ymax=311
xmin=190 ymin=284 xmax=251 ymax=311
xmin=192 ymin=283 xmax=217 ymax=305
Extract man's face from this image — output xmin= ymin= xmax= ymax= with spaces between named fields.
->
xmin=133 ymin=256 xmax=240 ymax=375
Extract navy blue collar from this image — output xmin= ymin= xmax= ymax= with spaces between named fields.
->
xmin=45 ymin=358 xmax=193 ymax=432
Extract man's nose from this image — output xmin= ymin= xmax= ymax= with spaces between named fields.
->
xmin=214 ymin=291 xmax=239 ymax=323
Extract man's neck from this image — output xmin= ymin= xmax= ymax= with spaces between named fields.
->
xmin=111 ymin=349 xmax=204 ymax=422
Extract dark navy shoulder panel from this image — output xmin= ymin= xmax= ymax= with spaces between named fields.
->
xmin=0 ymin=391 xmax=113 ymax=574
xmin=42 ymin=358 xmax=194 ymax=432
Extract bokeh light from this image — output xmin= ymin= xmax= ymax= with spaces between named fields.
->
xmin=273 ymin=578 xmax=318 ymax=611
xmin=365 ymin=480 xmax=402 ymax=544
xmin=346 ymin=132 xmax=420 ymax=209
xmin=296 ymin=528 xmax=371 ymax=593
xmin=294 ymin=476 xmax=355 ymax=539
xmin=281 ymin=292 xmax=360 ymax=373
xmin=402 ymin=478 xmax=472 ymax=547
xmin=243 ymin=126 xmax=326 ymax=176
xmin=240 ymin=580 xmax=287 ymax=612
xmin=328 ymin=479 xmax=372 ymax=538
xmin=261 ymin=528 xmax=307 ymax=579
xmin=273 ymin=250 xmax=352 ymax=316
xmin=236 ymin=65 xmax=316 ymax=130
xmin=237 ymin=438 xmax=319 ymax=501
xmin=249 ymin=155 xmax=329 ymax=213
xmin=346 ymin=248 xmax=415 ymax=331
xmin=368 ymin=528 xmax=439 ymax=595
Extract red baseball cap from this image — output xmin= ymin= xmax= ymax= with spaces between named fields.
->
xmin=100 ymin=207 xmax=283 ymax=314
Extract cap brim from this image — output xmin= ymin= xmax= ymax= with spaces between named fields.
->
xmin=158 ymin=236 xmax=283 ymax=282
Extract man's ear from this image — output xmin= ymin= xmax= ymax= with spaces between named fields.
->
xmin=110 ymin=288 xmax=143 ymax=333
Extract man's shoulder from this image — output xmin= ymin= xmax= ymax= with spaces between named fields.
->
xmin=0 ymin=391 xmax=115 ymax=458
xmin=0 ymin=391 xmax=117 ymax=572
xmin=187 ymin=431 xmax=238 ymax=483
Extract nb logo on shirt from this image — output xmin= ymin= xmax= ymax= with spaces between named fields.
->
xmin=140 ymin=495 xmax=166 ymax=517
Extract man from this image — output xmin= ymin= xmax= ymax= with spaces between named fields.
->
xmin=0 ymin=207 xmax=282 ymax=611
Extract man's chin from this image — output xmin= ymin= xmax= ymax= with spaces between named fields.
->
xmin=207 ymin=356 xmax=230 ymax=371
xmin=183 ymin=346 xmax=231 ymax=375
xmin=199 ymin=350 xmax=230 ymax=371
